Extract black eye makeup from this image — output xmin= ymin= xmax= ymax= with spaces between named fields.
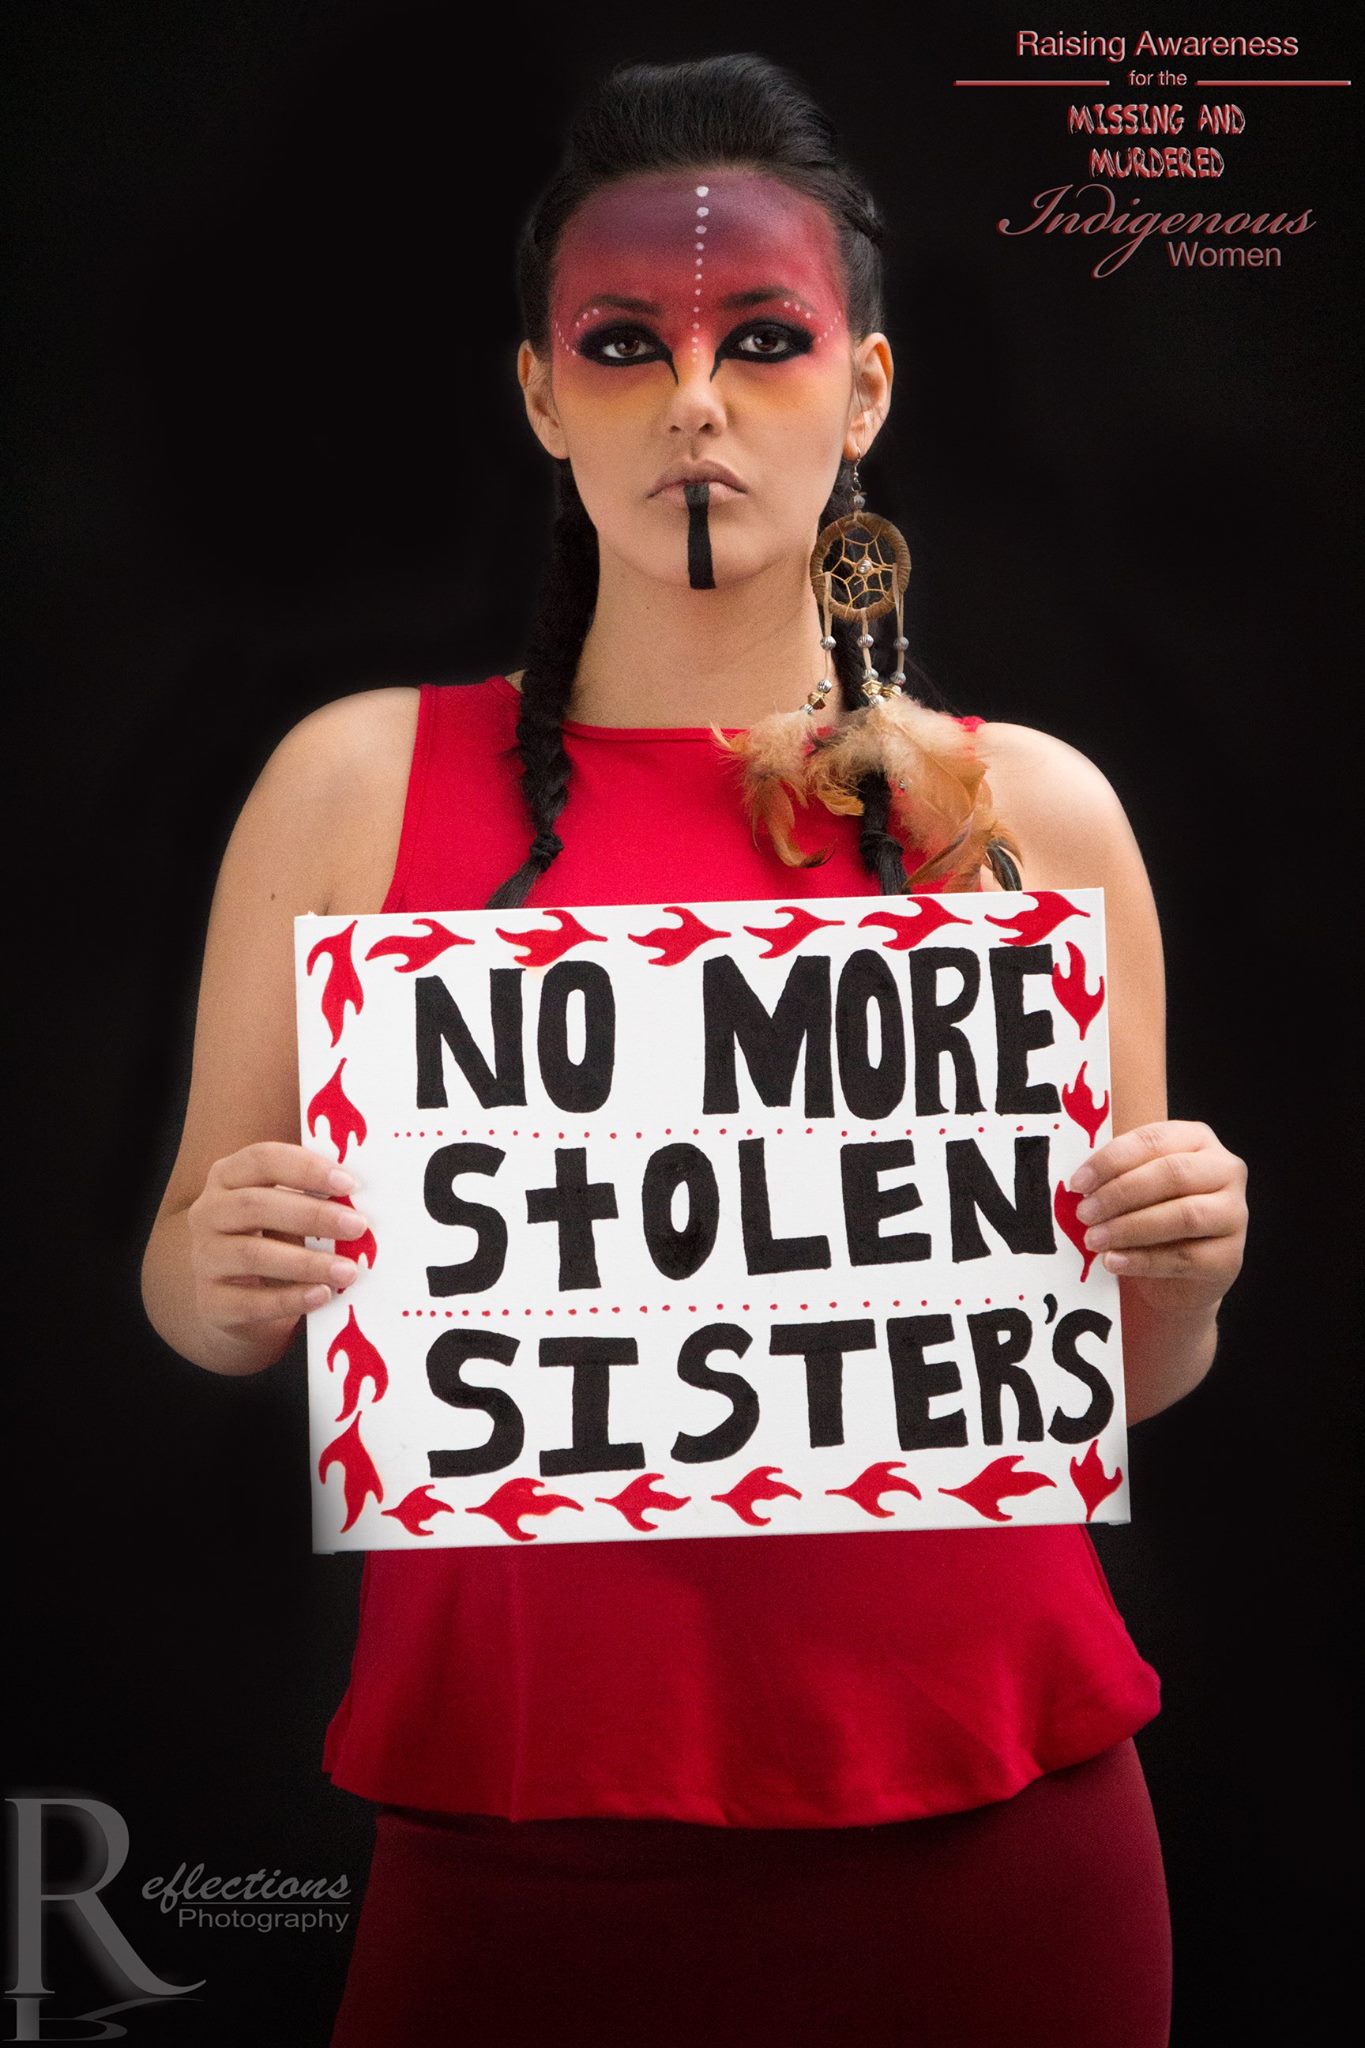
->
xmin=575 ymin=318 xmax=817 ymax=368
xmin=576 ymin=323 xmax=670 ymax=366
xmin=720 ymin=320 xmax=816 ymax=362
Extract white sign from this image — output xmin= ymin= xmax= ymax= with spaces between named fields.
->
xmin=294 ymin=890 xmax=1128 ymax=1550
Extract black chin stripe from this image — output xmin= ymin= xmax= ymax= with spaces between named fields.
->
xmin=683 ymin=481 xmax=715 ymax=589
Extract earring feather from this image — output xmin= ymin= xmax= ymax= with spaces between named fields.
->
xmin=809 ymin=696 xmax=1018 ymax=891
xmin=714 ymin=709 xmax=833 ymax=868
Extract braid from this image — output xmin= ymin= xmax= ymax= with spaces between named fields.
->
xmin=843 ymin=689 xmax=909 ymax=895
xmin=821 ymin=460 xmax=909 ymax=896
xmin=485 ymin=462 xmax=598 ymax=909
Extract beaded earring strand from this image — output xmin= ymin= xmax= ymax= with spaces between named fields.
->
xmin=804 ymin=459 xmax=1022 ymax=890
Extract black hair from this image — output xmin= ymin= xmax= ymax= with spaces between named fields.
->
xmin=488 ymin=52 xmax=912 ymax=909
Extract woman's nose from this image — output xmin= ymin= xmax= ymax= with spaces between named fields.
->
xmin=665 ymin=352 xmax=727 ymax=435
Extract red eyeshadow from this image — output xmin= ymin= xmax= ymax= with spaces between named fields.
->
xmin=551 ymin=171 xmax=845 ymax=373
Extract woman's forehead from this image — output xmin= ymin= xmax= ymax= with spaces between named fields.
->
xmin=552 ymin=169 xmax=846 ymax=332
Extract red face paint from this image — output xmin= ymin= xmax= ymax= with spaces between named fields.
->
xmin=550 ymin=169 xmax=847 ymax=410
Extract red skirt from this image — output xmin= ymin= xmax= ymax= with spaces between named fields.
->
xmin=330 ymin=1737 xmax=1171 ymax=2048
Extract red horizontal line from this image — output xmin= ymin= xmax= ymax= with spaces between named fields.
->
xmin=954 ymin=79 xmax=1110 ymax=86
xmin=1194 ymin=78 xmax=1351 ymax=86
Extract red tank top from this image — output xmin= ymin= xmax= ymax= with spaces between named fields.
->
xmin=321 ymin=677 xmax=1161 ymax=1826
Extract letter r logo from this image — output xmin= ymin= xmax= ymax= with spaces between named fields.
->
xmin=6 ymin=1797 xmax=204 ymax=2038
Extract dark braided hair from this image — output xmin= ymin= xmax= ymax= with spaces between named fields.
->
xmin=485 ymin=461 xmax=597 ymax=910
xmin=490 ymin=52 xmax=915 ymax=907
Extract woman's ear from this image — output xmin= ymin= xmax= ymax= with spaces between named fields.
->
xmin=845 ymin=333 xmax=894 ymax=460
xmin=518 ymin=341 xmax=570 ymax=460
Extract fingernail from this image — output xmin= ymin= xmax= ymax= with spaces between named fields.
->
xmin=304 ymin=1285 xmax=332 ymax=1307
xmin=1070 ymin=1166 xmax=1097 ymax=1195
xmin=1075 ymin=1197 xmax=1099 ymax=1222
xmin=329 ymin=1260 xmax=357 ymax=1287
xmin=329 ymin=1168 xmax=358 ymax=1192
xmin=1084 ymin=1225 xmax=1110 ymax=1249
xmin=1104 ymin=1253 xmax=1130 ymax=1274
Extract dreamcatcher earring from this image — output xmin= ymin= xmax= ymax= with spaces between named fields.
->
xmin=809 ymin=458 xmax=912 ymax=702
xmin=711 ymin=460 xmax=910 ymax=868
xmin=805 ymin=456 xmax=1024 ymax=891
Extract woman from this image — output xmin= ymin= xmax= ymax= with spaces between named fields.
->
xmin=141 ymin=53 xmax=1246 ymax=2048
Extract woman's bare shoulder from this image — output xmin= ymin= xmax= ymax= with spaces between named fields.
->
xmin=245 ymin=685 xmax=422 ymax=914
xmin=975 ymin=717 xmax=1114 ymax=790
xmin=269 ymin=684 xmax=421 ymax=785
xmin=974 ymin=719 xmax=1144 ymax=890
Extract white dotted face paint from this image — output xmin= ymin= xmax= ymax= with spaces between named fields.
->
xmin=691 ymin=193 xmax=711 ymax=362
xmin=549 ymin=170 xmax=846 ymax=379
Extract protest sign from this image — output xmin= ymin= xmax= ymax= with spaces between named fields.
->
xmin=294 ymin=889 xmax=1128 ymax=1550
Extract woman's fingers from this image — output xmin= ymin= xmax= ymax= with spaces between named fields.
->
xmin=1099 ymin=1238 xmax=1236 ymax=1280
xmin=202 ymin=1232 xmax=359 ymax=1290
xmin=1074 ymin=1147 xmax=1231 ymax=1230
xmin=187 ymin=1142 xmax=369 ymax=1333
xmin=1068 ymin=1120 xmax=1216 ymax=1197
xmin=1067 ymin=1120 xmax=1247 ymax=1249
xmin=1083 ymin=1192 xmax=1240 ymax=1253
xmin=1063 ymin=1118 xmax=1248 ymax=1299
xmin=193 ymin=1143 xmax=369 ymax=1245
xmin=208 ymin=1273 xmax=350 ymax=1329
xmin=214 ymin=1140 xmax=358 ymax=1197
xmin=210 ymin=1182 xmax=370 ymax=1244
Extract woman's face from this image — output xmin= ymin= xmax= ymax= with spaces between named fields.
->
xmin=519 ymin=167 xmax=892 ymax=589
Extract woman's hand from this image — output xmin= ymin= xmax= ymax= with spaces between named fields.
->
xmin=186 ymin=1141 xmax=368 ymax=1338
xmin=1069 ymin=1120 xmax=1248 ymax=1317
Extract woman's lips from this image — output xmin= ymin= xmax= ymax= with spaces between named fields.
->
xmin=650 ymin=479 xmax=745 ymax=504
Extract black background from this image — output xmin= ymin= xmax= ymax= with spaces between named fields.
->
xmin=7 ymin=1 xmax=1359 ymax=2041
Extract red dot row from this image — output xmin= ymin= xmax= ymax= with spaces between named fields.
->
xmin=399 ymin=1295 xmax=1025 ymax=1319
xmin=390 ymin=1126 xmax=1064 ymax=1139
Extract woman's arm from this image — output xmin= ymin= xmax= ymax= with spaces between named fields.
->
xmin=978 ymin=721 xmax=1248 ymax=1426
xmin=140 ymin=688 xmax=416 ymax=1375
